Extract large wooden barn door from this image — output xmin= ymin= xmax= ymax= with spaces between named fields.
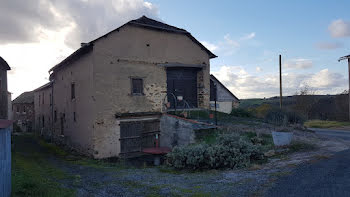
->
xmin=167 ymin=68 xmax=198 ymax=108
xmin=119 ymin=120 xmax=160 ymax=155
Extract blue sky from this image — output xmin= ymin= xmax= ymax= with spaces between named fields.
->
xmin=147 ymin=0 xmax=350 ymax=98
xmin=1 ymin=0 xmax=350 ymax=98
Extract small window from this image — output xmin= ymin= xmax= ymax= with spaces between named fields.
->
xmin=39 ymin=95 xmax=41 ymax=106
xmin=23 ymin=106 xmax=26 ymax=113
xmin=54 ymin=110 xmax=57 ymax=122
xmin=49 ymin=93 xmax=52 ymax=106
xmin=16 ymin=106 xmax=19 ymax=113
xmin=71 ymin=83 xmax=75 ymax=100
xmin=73 ymin=112 xmax=76 ymax=122
xmin=42 ymin=92 xmax=44 ymax=104
xmin=42 ymin=116 xmax=45 ymax=127
xmin=131 ymin=78 xmax=143 ymax=95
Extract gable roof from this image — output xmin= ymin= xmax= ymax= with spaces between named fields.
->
xmin=34 ymin=82 xmax=52 ymax=92
xmin=49 ymin=16 xmax=217 ymax=73
xmin=12 ymin=91 xmax=34 ymax=104
xmin=210 ymin=74 xmax=239 ymax=101
xmin=0 ymin=56 xmax=11 ymax=70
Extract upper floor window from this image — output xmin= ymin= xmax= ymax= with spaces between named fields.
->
xmin=23 ymin=106 xmax=26 ymax=113
xmin=131 ymin=78 xmax=143 ymax=95
xmin=42 ymin=92 xmax=44 ymax=104
xmin=71 ymin=83 xmax=75 ymax=100
xmin=49 ymin=93 xmax=52 ymax=106
xmin=39 ymin=95 xmax=41 ymax=106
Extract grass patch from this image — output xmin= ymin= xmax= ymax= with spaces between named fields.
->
xmin=304 ymin=119 xmax=350 ymax=128
xmin=12 ymin=135 xmax=75 ymax=197
xmin=37 ymin=138 xmax=68 ymax=157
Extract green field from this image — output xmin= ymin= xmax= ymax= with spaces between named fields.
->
xmin=304 ymin=120 xmax=350 ymax=128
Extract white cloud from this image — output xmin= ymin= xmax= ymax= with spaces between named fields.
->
xmin=256 ymin=67 xmax=262 ymax=72
xmin=315 ymin=42 xmax=343 ymax=50
xmin=200 ymin=41 xmax=218 ymax=52
xmin=328 ymin=19 xmax=350 ymax=38
xmin=0 ymin=0 xmax=159 ymax=98
xmin=284 ymin=59 xmax=313 ymax=69
xmin=223 ymin=34 xmax=240 ymax=48
xmin=305 ymin=69 xmax=346 ymax=89
xmin=240 ymin=32 xmax=256 ymax=40
xmin=211 ymin=66 xmax=346 ymax=99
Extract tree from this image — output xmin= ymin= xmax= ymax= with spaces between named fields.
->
xmin=293 ymin=85 xmax=316 ymax=120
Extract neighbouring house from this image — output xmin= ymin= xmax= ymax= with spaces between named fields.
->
xmin=35 ymin=16 xmax=216 ymax=158
xmin=34 ymin=82 xmax=53 ymax=136
xmin=210 ymin=74 xmax=239 ymax=114
xmin=12 ymin=91 xmax=35 ymax=132
xmin=0 ymin=57 xmax=11 ymax=119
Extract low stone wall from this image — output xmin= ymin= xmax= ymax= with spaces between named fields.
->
xmin=160 ymin=114 xmax=216 ymax=148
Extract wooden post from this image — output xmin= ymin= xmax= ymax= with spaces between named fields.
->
xmin=279 ymin=55 xmax=282 ymax=109
xmin=348 ymin=59 xmax=350 ymax=120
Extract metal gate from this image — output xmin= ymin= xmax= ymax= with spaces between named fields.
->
xmin=120 ymin=119 xmax=160 ymax=155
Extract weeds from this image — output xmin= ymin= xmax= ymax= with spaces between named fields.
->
xmin=12 ymin=135 xmax=75 ymax=197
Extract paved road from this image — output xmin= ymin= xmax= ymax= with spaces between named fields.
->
xmin=310 ymin=128 xmax=350 ymax=141
xmin=266 ymin=129 xmax=350 ymax=197
xmin=266 ymin=149 xmax=350 ymax=197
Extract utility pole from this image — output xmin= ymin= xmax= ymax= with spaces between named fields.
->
xmin=338 ymin=55 xmax=350 ymax=121
xmin=279 ymin=54 xmax=282 ymax=109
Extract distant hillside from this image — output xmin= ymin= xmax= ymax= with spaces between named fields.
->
xmin=240 ymin=95 xmax=339 ymax=109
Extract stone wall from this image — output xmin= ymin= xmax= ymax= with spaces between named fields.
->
xmin=160 ymin=114 xmax=216 ymax=148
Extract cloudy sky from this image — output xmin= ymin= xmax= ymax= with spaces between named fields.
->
xmin=1 ymin=0 xmax=350 ymax=99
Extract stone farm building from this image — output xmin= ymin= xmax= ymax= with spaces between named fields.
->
xmin=12 ymin=91 xmax=35 ymax=132
xmin=0 ymin=56 xmax=10 ymax=119
xmin=35 ymin=16 xmax=219 ymax=158
xmin=34 ymin=82 xmax=53 ymax=136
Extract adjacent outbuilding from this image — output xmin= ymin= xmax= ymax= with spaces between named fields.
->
xmin=210 ymin=74 xmax=239 ymax=114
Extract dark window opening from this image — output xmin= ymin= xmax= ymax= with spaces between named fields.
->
xmin=54 ymin=110 xmax=57 ymax=122
xmin=49 ymin=93 xmax=52 ymax=106
xmin=39 ymin=95 xmax=41 ymax=106
xmin=73 ymin=112 xmax=76 ymax=122
xmin=71 ymin=83 xmax=75 ymax=100
xmin=23 ymin=106 xmax=26 ymax=113
xmin=131 ymin=78 xmax=143 ymax=95
xmin=42 ymin=116 xmax=45 ymax=127
xmin=42 ymin=92 xmax=44 ymax=104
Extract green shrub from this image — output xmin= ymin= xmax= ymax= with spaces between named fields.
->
xmin=166 ymin=134 xmax=264 ymax=170
xmin=230 ymin=108 xmax=253 ymax=118
xmin=264 ymin=108 xmax=305 ymax=126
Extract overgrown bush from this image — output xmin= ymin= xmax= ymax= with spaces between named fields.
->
xmin=166 ymin=134 xmax=264 ymax=170
xmin=254 ymin=104 xmax=272 ymax=119
xmin=264 ymin=108 xmax=305 ymax=126
xmin=230 ymin=108 xmax=253 ymax=118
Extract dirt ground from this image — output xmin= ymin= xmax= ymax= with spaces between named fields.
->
xmin=12 ymin=124 xmax=350 ymax=197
